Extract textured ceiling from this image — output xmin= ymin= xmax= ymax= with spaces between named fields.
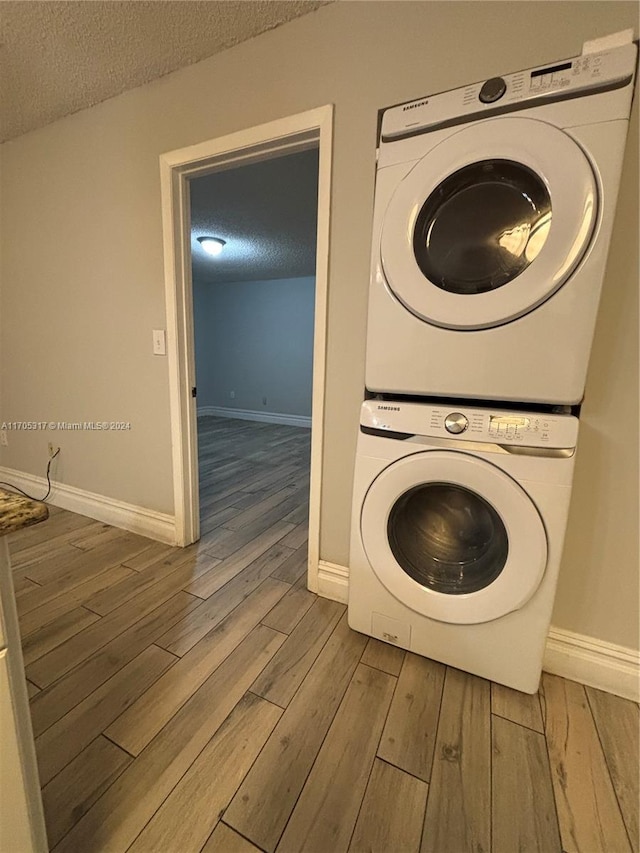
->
xmin=190 ymin=148 xmax=319 ymax=284
xmin=0 ymin=1 xmax=325 ymax=142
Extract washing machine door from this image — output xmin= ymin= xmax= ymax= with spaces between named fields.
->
xmin=380 ymin=117 xmax=597 ymax=330
xmin=360 ymin=450 xmax=547 ymax=624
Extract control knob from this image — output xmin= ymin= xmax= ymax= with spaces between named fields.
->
xmin=479 ymin=76 xmax=507 ymax=103
xmin=444 ymin=412 xmax=468 ymax=434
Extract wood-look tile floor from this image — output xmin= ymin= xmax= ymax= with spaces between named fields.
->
xmin=8 ymin=417 xmax=639 ymax=853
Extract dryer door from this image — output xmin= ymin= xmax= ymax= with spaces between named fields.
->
xmin=380 ymin=117 xmax=597 ymax=330
xmin=360 ymin=450 xmax=547 ymax=624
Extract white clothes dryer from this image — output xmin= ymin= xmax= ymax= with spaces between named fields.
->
xmin=365 ymin=37 xmax=637 ymax=404
xmin=348 ymin=400 xmax=579 ymax=693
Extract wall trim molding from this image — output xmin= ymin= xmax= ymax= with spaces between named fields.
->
xmin=198 ymin=406 xmax=311 ymax=429
xmin=160 ymin=104 xmax=333 ymax=569
xmin=544 ymin=626 xmax=639 ymax=702
xmin=316 ymin=560 xmax=639 ymax=701
xmin=0 ymin=467 xmax=176 ymax=545
xmin=317 ymin=560 xmax=349 ymax=603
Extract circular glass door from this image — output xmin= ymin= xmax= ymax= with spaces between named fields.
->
xmin=413 ymin=160 xmax=551 ymax=295
xmin=380 ymin=117 xmax=597 ymax=330
xmin=387 ymin=482 xmax=509 ymax=594
xmin=360 ymin=451 xmax=547 ymax=624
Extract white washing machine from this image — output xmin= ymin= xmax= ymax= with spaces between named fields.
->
xmin=348 ymin=399 xmax=579 ymax=693
xmin=365 ymin=36 xmax=637 ymax=404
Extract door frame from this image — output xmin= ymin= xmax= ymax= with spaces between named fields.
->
xmin=159 ymin=105 xmax=333 ymax=592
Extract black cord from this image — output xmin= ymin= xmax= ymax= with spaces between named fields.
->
xmin=0 ymin=448 xmax=60 ymax=502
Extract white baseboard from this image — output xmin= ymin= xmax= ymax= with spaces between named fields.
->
xmin=544 ymin=627 xmax=639 ymax=702
xmin=317 ymin=560 xmax=349 ymax=603
xmin=198 ymin=405 xmax=311 ymax=429
xmin=0 ymin=467 xmax=176 ymax=545
xmin=317 ymin=561 xmax=639 ymax=701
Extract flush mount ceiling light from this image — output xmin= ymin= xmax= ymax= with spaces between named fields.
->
xmin=197 ymin=236 xmax=226 ymax=257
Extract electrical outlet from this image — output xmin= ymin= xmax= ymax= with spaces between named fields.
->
xmin=262 ymin=396 xmax=267 ymax=406
xmin=230 ymin=390 xmax=235 ymax=400
xmin=48 ymin=442 xmax=60 ymax=458
xmin=0 ymin=429 xmax=7 ymax=447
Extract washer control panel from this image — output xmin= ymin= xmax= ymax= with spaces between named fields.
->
xmin=381 ymin=40 xmax=636 ymax=140
xmin=362 ymin=400 xmax=579 ymax=449
xmin=444 ymin=412 xmax=468 ymax=434
xmin=478 ymin=76 xmax=507 ymax=104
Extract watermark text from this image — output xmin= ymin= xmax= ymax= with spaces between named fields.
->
xmin=1 ymin=421 xmax=132 ymax=431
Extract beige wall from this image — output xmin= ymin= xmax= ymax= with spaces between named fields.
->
xmin=0 ymin=2 xmax=638 ymax=648
xmin=553 ymin=94 xmax=639 ymax=647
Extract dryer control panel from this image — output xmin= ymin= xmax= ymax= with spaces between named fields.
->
xmin=362 ymin=400 xmax=579 ymax=449
xmin=381 ymin=40 xmax=636 ymax=141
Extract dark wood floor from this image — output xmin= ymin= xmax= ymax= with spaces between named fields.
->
xmin=8 ymin=417 xmax=639 ymax=852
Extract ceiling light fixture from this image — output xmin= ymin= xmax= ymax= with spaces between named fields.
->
xmin=197 ymin=236 xmax=226 ymax=257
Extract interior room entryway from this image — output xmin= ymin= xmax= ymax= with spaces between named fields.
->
xmin=160 ymin=107 xmax=333 ymax=593
xmin=189 ymin=147 xmax=318 ymax=577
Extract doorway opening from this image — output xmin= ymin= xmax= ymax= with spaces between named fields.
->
xmin=191 ymin=148 xmax=318 ymax=577
xmin=160 ymin=106 xmax=332 ymax=592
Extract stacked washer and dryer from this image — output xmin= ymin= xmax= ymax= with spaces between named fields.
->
xmin=348 ymin=34 xmax=637 ymax=692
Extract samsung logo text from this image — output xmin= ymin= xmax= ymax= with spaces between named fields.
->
xmin=403 ymin=99 xmax=429 ymax=111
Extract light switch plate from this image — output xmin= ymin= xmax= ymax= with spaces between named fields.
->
xmin=152 ymin=329 xmax=166 ymax=356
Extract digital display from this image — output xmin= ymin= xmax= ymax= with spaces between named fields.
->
xmin=490 ymin=416 xmax=529 ymax=428
xmin=531 ymin=62 xmax=572 ymax=78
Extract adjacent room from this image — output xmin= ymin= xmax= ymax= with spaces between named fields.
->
xmin=189 ymin=148 xmax=318 ymax=571
xmin=0 ymin=2 xmax=637 ymax=852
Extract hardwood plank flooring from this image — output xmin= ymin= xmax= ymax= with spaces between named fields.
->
xmin=25 ymin=679 xmax=41 ymax=698
xmin=585 ymin=686 xmax=639 ymax=850
xmin=421 ymin=668 xmax=491 ymax=853
xmin=250 ymin=596 xmax=344 ymax=708
xmin=491 ymin=680 xmax=544 ymax=733
xmin=8 ymin=513 xmax=99 ymax=556
xmin=360 ymin=636 xmax=405 ymax=676
xmin=377 ymin=652 xmax=445 ymax=783
xmin=128 ymin=693 xmax=282 ymax=853
xmin=12 ymin=574 xmax=41 ymax=595
xmin=82 ymin=549 xmax=220 ymax=616
xmin=56 ymin=625 xmax=286 ymax=853
xmin=276 ymin=663 xmax=395 ymax=853
xmin=349 ymin=758 xmax=429 ymax=853
xmin=26 ymin=574 xmax=196 ymax=688
xmin=155 ymin=541 xmax=293 ymax=656
xmin=6 ymin=416 xmax=637 ymax=852
xmin=121 ymin=541 xmax=178 ymax=570
xmin=542 ymin=673 xmax=632 ymax=852
xmin=41 ymin=736 xmax=132 ymax=849
xmin=35 ymin=645 xmax=176 ymax=786
xmin=21 ymin=605 xmax=101 ymax=666
xmin=270 ymin=540 xmax=309 ymax=584
xmin=491 ymin=715 xmax=561 ymax=853
xmin=280 ymin=520 xmax=309 ymax=551
xmin=187 ymin=523 xmax=293 ymax=599
xmin=260 ymin=572 xmax=315 ymax=635
xmin=105 ymin=578 xmax=290 ymax=756
xmin=17 ymin=564 xmax=135 ymax=636
xmin=203 ymin=823 xmax=262 ymax=853
xmin=28 ymin=592 xmax=199 ymax=736
xmin=224 ymin=615 xmax=368 ymax=852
